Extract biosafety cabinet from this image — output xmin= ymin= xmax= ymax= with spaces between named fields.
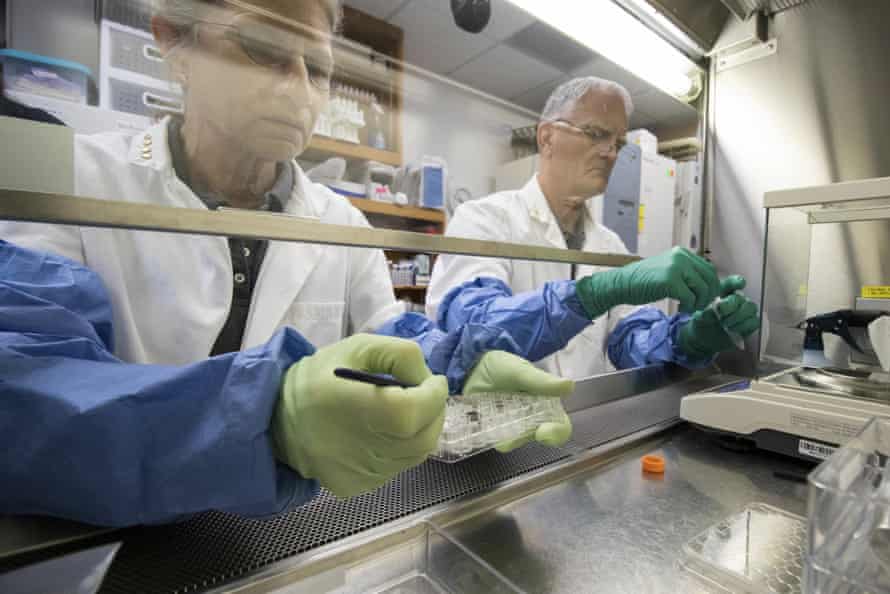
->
xmin=4 ymin=0 xmax=890 ymax=593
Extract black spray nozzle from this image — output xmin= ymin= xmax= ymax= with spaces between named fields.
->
xmin=797 ymin=310 xmax=889 ymax=353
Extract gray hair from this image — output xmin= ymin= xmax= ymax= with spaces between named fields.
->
xmin=541 ymin=76 xmax=634 ymax=122
xmin=152 ymin=0 xmax=342 ymax=32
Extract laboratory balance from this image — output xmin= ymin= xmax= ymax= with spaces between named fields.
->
xmin=682 ymin=176 xmax=890 ymax=462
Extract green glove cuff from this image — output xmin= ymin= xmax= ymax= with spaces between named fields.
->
xmin=677 ymin=317 xmax=716 ymax=362
xmin=271 ymin=364 xmax=313 ymax=479
xmin=575 ymin=270 xmax=623 ymax=320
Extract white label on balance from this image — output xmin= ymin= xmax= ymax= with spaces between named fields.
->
xmin=798 ymin=439 xmax=836 ymax=461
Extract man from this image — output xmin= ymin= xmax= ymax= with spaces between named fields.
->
xmin=427 ymin=77 xmax=760 ymax=379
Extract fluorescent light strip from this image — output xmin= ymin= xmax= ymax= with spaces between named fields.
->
xmin=620 ymin=0 xmax=706 ymax=59
xmin=507 ymin=0 xmax=698 ymax=97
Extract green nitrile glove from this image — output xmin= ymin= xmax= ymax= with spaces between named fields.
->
xmin=575 ymin=247 xmax=721 ymax=318
xmin=677 ymin=275 xmax=761 ymax=361
xmin=463 ymin=351 xmax=575 ymax=453
xmin=272 ymin=334 xmax=448 ymax=499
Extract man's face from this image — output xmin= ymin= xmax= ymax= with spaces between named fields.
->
xmin=169 ymin=1 xmax=334 ymax=162
xmin=543 ymin=90 xmax=629 ymax=197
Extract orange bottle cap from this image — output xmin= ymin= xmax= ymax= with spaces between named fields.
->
xmin=641 ymin=454 xmax=665 ymax=474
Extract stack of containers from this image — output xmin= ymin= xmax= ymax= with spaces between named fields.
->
xmin=316 ymin=85 xmax=368 ymax=144
xmin=0 ymin=50 xmax=92 ymax=105
xmin=389 ymin=261 xmax=416 ymax=287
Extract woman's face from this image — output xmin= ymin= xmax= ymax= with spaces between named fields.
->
xmin=169 ymin=1 xmax=334 ymax=162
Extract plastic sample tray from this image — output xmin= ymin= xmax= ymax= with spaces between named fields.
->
xmin=432 ymin=393 xmax=566 ymax=463
xmin=680 ymin=503 xmax=807 ymax=594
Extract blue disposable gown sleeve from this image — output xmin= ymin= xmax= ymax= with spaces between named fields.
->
xmin=376 ymin=277 xmax=591 ymax=393
xmin=606 ymin=307 xmax=715 ymax=370
xmin=376 ymin=278 xmax=713 ymax=391
xmin=0 ymin=240 xmax=320 ymax=527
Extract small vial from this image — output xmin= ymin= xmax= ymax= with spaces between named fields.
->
xmin=490 ymin=400 xmax=509 ymax=441
xmin=518 ymin=400 xmax=533 ymax=420
xmin=461 ymin=410 xmax=478 ymax=449
xmin=506 ymin=400 xmax=521 ymax=422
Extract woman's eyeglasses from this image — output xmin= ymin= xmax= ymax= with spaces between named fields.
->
xmin=196 ymin=19 xmax=334 ymax=90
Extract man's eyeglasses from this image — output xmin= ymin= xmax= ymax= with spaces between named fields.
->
xmin=552 ymin=119 xmax=626 ymax=153
xmin=195 ymin=19 xmax=334 ymax=91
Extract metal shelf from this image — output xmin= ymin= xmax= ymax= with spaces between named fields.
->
xmin=305 ymin=136 xmax=402 ymax=167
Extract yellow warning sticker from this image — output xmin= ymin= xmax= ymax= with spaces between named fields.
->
xmin=638 ymin=204 xmax=645 ymax=233
xmin=862 ymin=286 xmax=890 ymax=299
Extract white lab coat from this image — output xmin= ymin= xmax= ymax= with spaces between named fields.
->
xmin=427 ymin=175 xmax=632 ymax=379
xmin=0 ymin=118 xmax=404 ymax=365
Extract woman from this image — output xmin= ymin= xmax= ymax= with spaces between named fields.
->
xmin=0 ymin=0 xmax=572 ymax=527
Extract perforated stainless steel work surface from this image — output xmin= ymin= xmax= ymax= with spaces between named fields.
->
xmin=93 ymin=383 xmax=697 ymax=594
xmin=97 ymin=444 xmax=570 ymax=594
xmin=80 ymin=380 xmax=700 ymax=594
xmin=0 ymin=371 xmax=723 ymax=593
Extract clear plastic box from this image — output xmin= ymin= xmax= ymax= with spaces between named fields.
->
xmin=0 ymin=49 xmax=91 ymax=105
xmin=679 ymin=502 xmax=807 ymax=594
xmin=363 ymin=523 xmax=522 ymax=594
xmin=804 ymin=417 xmax=890 ymax=593
xmin=432 ymin=393 xmax=566 ymax=463
xmin=300 ymin=522 xmax=524 ymax=594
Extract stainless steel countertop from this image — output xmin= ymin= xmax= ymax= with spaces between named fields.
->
xmin=442 ymin=426 xmax=812 ymax=594
xmin=0 ymin=516 xmax=114 ymax=560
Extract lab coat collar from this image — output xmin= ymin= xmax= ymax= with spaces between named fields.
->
xmin=126 ymin=119 xmax=327 ymax=349
xmin=287 ymin=165 xmax=326 ymax=219
xmin=127 ymin=117 xmax=213 ymax=211
xmin=582 ymin=193 xmax=603 ymax=238
xmin=127 ymin=117 xmax=327 ymax=222
xmin=521 ymin=175 xmax=602 ymax=249
xmin=521 ymin=175 xmax=566 ymax=248
xmin=128 ymin=117 xmax=174 ymax=172
xmin=244 ymin=163 xmax=324 ymax=349
xmin=130 ymin=117 xmax=311 ymax=216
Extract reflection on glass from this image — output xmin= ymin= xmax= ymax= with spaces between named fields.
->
xmin=0 ymin=0 xmax=719 ymax=533
xmin=1 ymin=0 xmax=717 ymax=382
xmin=2 ymin=0 xmax=401 ymax=364
xmin=760 ymin=206 xmax=813 ymax=368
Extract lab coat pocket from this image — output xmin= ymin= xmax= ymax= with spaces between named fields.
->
xmin=285 ymin=301 xmax=346 ymax=348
